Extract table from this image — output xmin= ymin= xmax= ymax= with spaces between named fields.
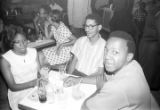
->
xmin=27 ymin=39 xmax=56 ymax=50
xmin=18 ymin=71 xmax=96 ymax=110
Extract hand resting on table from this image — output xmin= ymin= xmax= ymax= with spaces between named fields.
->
xmin=63 ymin=76 xmax=81 ymax=87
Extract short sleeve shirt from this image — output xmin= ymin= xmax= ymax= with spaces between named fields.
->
xmin=71 ymin=36 xmax=106 ymax=75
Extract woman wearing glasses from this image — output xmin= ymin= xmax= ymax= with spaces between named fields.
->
xmin=1 ymin=32 xmax=40 ymax=110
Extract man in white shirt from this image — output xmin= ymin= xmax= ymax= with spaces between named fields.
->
xmin=67 ymin=14 xmax=106 ymax=76
xmin=64 ymin=31 xmax=160 ymax=110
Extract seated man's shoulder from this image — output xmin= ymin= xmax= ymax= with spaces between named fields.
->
xmin=100 ymin=37 xmax=107 ymax=43
xmin=76 ymin=36 xmax=88 ymax=42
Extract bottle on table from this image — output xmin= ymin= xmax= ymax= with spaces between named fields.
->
xmin=37 ymin=67 xmax=50 ymax=103
xmin=38 ymin=78 xmax=47 ymax=103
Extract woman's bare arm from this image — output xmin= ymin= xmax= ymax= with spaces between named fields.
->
xmin=61 ymin=34 xmax=77 ymax=47
xmin=1 ymin=58 xmax=37 ymax=92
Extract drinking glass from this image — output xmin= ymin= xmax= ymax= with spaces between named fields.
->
xmin=59 ymin=64 xmax=68 ymax=80
xmin=46 ymin=84 xmax=55 ymax=103
xmin=72 ymin=84 xmax=85 ymax=100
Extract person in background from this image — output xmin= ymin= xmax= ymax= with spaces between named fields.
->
xmin=0 ymin=18 xmax=5 ymax=53
xmin=155 ymin=6 xmax=160 ymax=46
xmin=1 ymin=32 xmax=41 ymax=110
xmin=109 ymin=0 xmax=139 ymax=59
xmin=33 ymin=6 xmax=49 ymax=39
xmin=67 ymin=13 xmax=106 ymax=77
xmin=98 ymin=0 xmax=114 ymax=32
xmin=133 ymin=1 xmax=147 ymax=45
xmin=0 ymin=18 xmax=3 ymax=33
xmin=48 ymin=0 xmax=68 ymax=26
xmin=138 ymin=1 xmax=160 ymax=90
xmin=49 ymin=0 xmax=63 ymax=12
xmin=64 ymin=31 xmax=160 ymax=110
xmin=67 ymin=0 xmax=92 ymax=29
xmin=0 ymin=18 xmax=11 ymax=110
xmin=42 ymin=10 xmax=76 ymax=69
xmin=109 ymin=0 xmax=138 ymax=44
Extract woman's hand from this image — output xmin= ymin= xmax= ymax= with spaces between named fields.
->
xmin=32 ymin=79 xmax=39 ymax=87
xmin=44 ymin=21 xmax=51 ymax=28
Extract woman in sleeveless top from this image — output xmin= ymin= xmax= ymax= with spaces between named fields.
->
xmin=1 ymin=32 xmax=41 ymax=110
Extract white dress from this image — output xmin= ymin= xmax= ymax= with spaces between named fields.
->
xmin=2 ymin=48 xmax=38 ymax=110
xmin=67 ymin=0 xmax=92 ymax=28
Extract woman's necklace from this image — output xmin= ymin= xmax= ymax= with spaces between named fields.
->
xmin=12 ymin=50 xmax=27 ymax=63
xmin=22 ymin=55 xmax=27 ymax=63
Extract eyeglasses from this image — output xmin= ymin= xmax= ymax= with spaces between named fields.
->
xmin=84 ymin=24 xmax=98 ymax=29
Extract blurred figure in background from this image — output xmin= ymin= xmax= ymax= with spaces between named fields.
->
xmin=0 ymin=17 xmax=11 ymax=110
xmin=138 ymin=1 xmax=160 ymax=90
xmin=67 ymin=0 xmax=92 ymax=29
xmin=109 ymin=0 xmax=138 ymax=59
xmin=109 ymin=0 xmax=137 ymax=37
xmin=33 ymin=6 xmax=50 ymax=39
xmin=0 ymin=18 xmax=5 ymax=53
xmin=133 ymin=1 xmax=147 ymax=46
xmin=49 ymin=0 xmax=63 ymax=12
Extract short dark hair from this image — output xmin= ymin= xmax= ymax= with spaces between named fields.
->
xmin=49 ymin=10 xmax=62 ymax=23
xmin=85 ymin=13 xmax=102 ymax=25
xmin=10 ymin=32 xmax=26 ymax=49
xmin=108 ymin=31 xmax=136 ymax=55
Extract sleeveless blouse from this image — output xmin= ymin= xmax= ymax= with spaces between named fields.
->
xmin=2 ymin=48 xmax=38 ymax=110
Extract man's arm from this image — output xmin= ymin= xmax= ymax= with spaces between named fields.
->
xmin=80 ymin=67 xmax=104 ymax=84
xmin=1 ymin=58 xmax=37 ymax=92
xmin=84 ymin=89 xmax=127 ymax=110
xmin=72 ymin=69 xmax=88 ymax=77
xmin=56 ymin=35 xmax=77 ymax=55
xmin=68 ymin=59 xmax=104 ymax=82
xmin=33 ymin=16 xmax=40 ymax=34
xmin=64 ymin=69 xmax=106 ymax=87
xmin=44 ymin=21 xmax=51 ymax=39
xmin=65 ymin=58 xmax=104 ymax=86
xmin=67 ymin=54 xmax=78 ymax=75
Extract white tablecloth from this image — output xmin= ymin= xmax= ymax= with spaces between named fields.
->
xmin=19 ymin=71 xmax=96 ymax=110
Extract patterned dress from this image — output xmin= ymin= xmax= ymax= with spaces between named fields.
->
xmin=42 ymin=22 xmax=73 ymax=65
